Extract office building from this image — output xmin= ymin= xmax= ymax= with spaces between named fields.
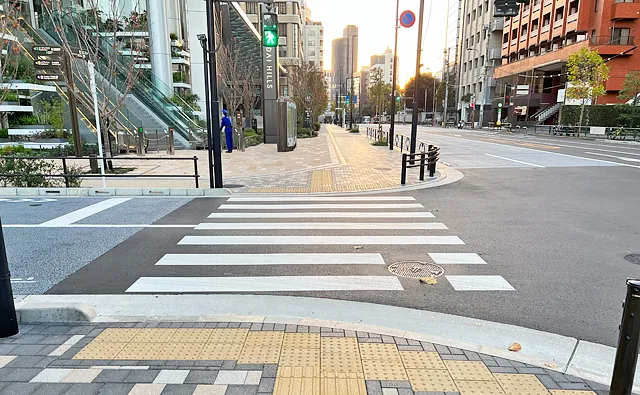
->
xmin=303 ymin=21 xmax=324 ymax=68
xmin=457 ymin=0 xmax=504 ymax=125
xmin=370 ymin=48 xmax=395 ymax=85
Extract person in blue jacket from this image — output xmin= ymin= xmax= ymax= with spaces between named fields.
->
xmin=221 ymin=110 xmax=233 ymax=153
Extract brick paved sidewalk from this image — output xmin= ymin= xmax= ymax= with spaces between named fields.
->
xmin=0 ymin=322 xmax=609 ymax=395
xmin=74 ymin=125 xmax=440 ymax=193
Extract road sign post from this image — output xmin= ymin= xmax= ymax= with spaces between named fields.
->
xmin=611 ymin=279 xmax=640 ymax=395
xmin=410 ymin=0 xmax=426 ymax=161
xmin=0 ymin=218 xmax=18 ymax=339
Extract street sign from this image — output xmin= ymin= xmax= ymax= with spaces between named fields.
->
xmin=400 ymin=10 xmax=416 ymax=28
xmin=34 ymin=60 xmax=62 ymax=69
xmin=32 ymin=46 xmax=62 ymax=56
xmin=36 ymin=74 xmax=62 ymax=81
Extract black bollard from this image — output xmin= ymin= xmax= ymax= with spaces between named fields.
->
xmin=611 ymin=279 xmax=640 ymax=395
xmin=0 ymin=218 xmax=18 ymax=338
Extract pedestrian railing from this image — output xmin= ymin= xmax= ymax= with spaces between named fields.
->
xmin=401 ymin=146 xmax=439 ymax=185
xmin=0 ymin=155 xmax=201 ymax=188
xmin=365 ymin=127 xmax=430 ymax=153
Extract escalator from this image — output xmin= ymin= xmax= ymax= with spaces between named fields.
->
xmin=37 ymin=7 xmax=205 ymax=149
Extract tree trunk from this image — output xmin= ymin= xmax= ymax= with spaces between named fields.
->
xmin=578 ymin=102 xmax=586 ymax=128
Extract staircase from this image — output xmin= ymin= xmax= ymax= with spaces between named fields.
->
xmin=532 ymin=103 xmax=561 ymax=123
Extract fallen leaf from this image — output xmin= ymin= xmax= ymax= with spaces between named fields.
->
xmin=544 ymin=363 xmax=558 ymax=369
xmin=420 ymin=277 xmax=438 ymax=285
xmin=353 ymin=246 xmax=363 ymax=250
xmin=508 ymin=343 xmax=522 ymax=352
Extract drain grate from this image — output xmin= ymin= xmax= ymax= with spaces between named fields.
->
xmin=625 ymin=254 xmax=640 ymax=265
xmin=388 ymin=261 xmax=444 ymax=279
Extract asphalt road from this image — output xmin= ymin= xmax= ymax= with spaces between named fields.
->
xmin=4 ymin=129 xmax=640 ymax=347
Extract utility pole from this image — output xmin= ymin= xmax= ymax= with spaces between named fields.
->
xmin=443 ymin=48 xmax=450 ymax=126
xmin=349 ymin=34 xmax=358 ymax=129
xmin=432 ymin=76 xmax=437 ymax=126
xmin=206 ymin=0 xmax=224 ymax=188
xmin=198 ymin=35 xmax=215 ymax=189
xmin=410 ymin=0 xmax=426 ymax=156
xmin=389 ymin=0 xmax=400 ymax=150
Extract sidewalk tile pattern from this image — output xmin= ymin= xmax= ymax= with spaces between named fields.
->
xmin=0 ymin=322 xmax=609 ymax=395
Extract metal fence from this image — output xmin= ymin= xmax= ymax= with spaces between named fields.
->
xmin=364 ymin=127 xmax=431 ymax=153
xmin=0 ymin=155 xmax=201 ymax=188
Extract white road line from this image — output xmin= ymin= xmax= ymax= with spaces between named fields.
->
xmin=585 ymin=152 xmax=640 ymax=163
xmin=445 ymin=275 xmax=515 ymax=291
xmin=156 ymin=253 xmax=387 ymax=266
xmin=484 ymin=153 xmax=546 ymax=168
xmin=3 ymin=224 xmax=196 ymax=228
xmin=429 ymin=253 xmax=487 ymax=265
xmin=178 ymin=235 xmax=465 ymax=245
xmin=218 ymin=203 xmax=425 ymax=210
xmin=11 ymin=277 xmax=36 ymax=284
xmin=228 ymin=196 xmax=416 ymax=202
xmin=39 ymin=198 xmax=131 ymax=227
xmin=208 ymin=212 xmax=436 ymax=219
xmin=126 ymin=276 xmax=405 ymax=292
xmin=194 ymin=222 xmax=448 ymax=230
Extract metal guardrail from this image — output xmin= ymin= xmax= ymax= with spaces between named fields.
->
xmin=0 ymin=155 xmax=201 ymax=188
xmin=364 ymin=127 xmax=440 ymax=184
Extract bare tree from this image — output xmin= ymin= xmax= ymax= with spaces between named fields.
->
xmin=288 ymin=63 xmax=328 ymax=124
xmin=217 ymin=43 xmax=246 ymax=117
xmin=41 ymin=0 xmax=145 ymax=156
xmin=240 ymin=65 xmax=260 ymax=128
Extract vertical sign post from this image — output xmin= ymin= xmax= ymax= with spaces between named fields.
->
xmin=261 ymin=4 xmax=279 ymax=145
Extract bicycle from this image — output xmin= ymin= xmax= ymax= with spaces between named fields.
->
xmin=608 ymin=127 xmax=627 ymax=140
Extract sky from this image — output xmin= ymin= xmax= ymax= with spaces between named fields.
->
xmin=306 ymin=0 xmax=449 ymax=87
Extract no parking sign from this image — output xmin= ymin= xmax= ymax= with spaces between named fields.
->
xmin=400 ymin=10 xmax=416 ymax=28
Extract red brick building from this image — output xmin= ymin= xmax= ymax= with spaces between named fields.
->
xmin=492 ymin=0 xmax=639 ymax=124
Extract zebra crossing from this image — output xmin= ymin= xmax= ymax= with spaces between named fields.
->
xmin=124 ymin=195 xmax=515 ymax=294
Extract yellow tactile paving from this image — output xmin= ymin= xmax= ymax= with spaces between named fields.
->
xmin=400 ymin=351 xmax=446 ymax=370
xmin=73 ymin=341 xmax=128 ymax=360
xmin=170 ymin=329 xmax=213 ymax=343
xmin=130 ymin=329 xmax=177 ymax=343
xmin=549 ymin=391 xmax=597 ymax=395
xmin=310 ymin=170 xmax=335 ymax=191
xmin=456 ymin=380 xmax=507 ymax=394
xmin=278 ymin=365 xmax=321 ymax=379
xmin=321 ymin=375 xmax=367 ymax=395
xmin=358 ymin=343 xmax=401 ymax=361
xmin=208 ymin=328 xmax=249 ymax=344
xmin=244 ymin=331 xmax=285 ymax=347
xmin=238 ymin=346 xmax=282 ymax=364
xmin=160 ymin=342 xmax=205 ymax=360
xmin=320 ymin=338 xmax=359 ymax=354
xmin=494 ymin=374 xmax=551 ymax=395
xmin=445 ymin=360 xmax=495 ymax=381
xmin=274 ymin=376 xmax=320 ymax=395
xmin=361 ymin=359 xmax=408 ymax=380
xmin=93 ymin=328 xmax=141 ymax=343
xmin=320 ymin=356 xmax=363 ymax=375
xmin=199 ymin=343 xmax=244 ymax=360
xmin=280 ymin=348 xmax=320 ymax=366
xmin=283 ymin=333 xmax=321 ymax=349
xmin=407 ymin=369 xmax=458 ymax=392
xmin=115 ymin=343 xmax=167 ymax=360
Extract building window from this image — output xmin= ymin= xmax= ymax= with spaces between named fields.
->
xmin=463 ymin=62 xmax=467 ymax=72
xmin=477 ymin=34 xmax=481 ymax=44
xmin=521 ymin=24 xmax=528 ymax=36
xmin=309 ymin=50 xmax=315 ymax=56
xmin=466 ymin=13 xmax=470 ymax=24
xmin=246 ymin=3 xmax=258 ymax=14
xmin=594 ymin=0 xmax=598 ymax=11
xmin=278 ymin=3 xmax=286 ymax=14
xmin=503 ymin=33 xmax=509 ymax=43
xmin=308 ymin=30 xmax=315 ymax=37
xmin=293 ymin=26 xmax=299 ymax=56
xmin=555 ymin=6 xmax=564 ymax=22
xmin=308 ymin=41 xmax=315 ymax=46
xmin=612 ymin=28 xmax=631 ymax=45
xmin=569 ymin=0 xmax=579 ymax=15
xmin=591 ymin=29 xmax=596 ymax=39
xmin=512 ymin=28 xmax=518 ymax=40
xmin=472 ymin=10 xmax=476 ymax=20
xmin=480 ymin=55 xmax=485 ymax=66
xmin=278 ymin=23 xmax=286 ymax=36
xmin=532 ymin=19 xmax=539 ymax=32
xmin=279 ymin=45 xmax=286 ymax=57
xmin=478 ymin=5 xmax=482 ymax=15
xmin=542 ymin=13 xmax=551 ymax=26
xmin=465 ymin=38 xmax=469 ymax=48
xmin=309 ymin=61 xmax=315 ymax=66
xmin=523 ymin=1 xmax=529 ymax=11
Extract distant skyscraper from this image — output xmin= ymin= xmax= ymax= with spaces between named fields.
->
xmin=343 ymin=25 xmax=359 ymax=84
xmin=332 ymin=38 xmax=347 ymax=99
xmin=370 ymin=48 xmax=395 ymax=85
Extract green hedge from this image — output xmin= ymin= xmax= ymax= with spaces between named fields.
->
xmin=560 ymin=105 xmax=640 ymax=127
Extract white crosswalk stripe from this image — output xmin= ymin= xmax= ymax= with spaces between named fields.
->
xmin=125 ymin=195 xmax=514 ymax=294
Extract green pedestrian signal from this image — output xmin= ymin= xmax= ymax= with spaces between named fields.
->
xmin=262 ymin=12 xmax=278 ymax=48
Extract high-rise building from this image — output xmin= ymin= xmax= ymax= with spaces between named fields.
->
xmin=457 ymin=0 xmax=504 ymax=125
xmin=443 ymin=0 xmax=462 ymax=122
xmin=303 ymin=21 xmax=324 ymax=68
xmin=370 ymin=48 xmax=395 ymax=85
xmin=360 ymin=66 xmax=371 ymax=111
xmin=343 ymin=25 xmax=359 ymax=83
xmin=493 ymin=0 xmax=640 ymax=124
xmin=332 ymin=38 xmax=348 ymax=100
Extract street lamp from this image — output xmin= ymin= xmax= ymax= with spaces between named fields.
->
xmin=346 ymin=34 xmax=358 ymax=129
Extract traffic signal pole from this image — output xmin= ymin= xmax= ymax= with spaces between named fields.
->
xmin=389 ymin=0 xmax=400 ymax=150
xmin=205 ymin=0 xmax=224 ymax=188
xmin=410 ymin=0 xmax=426 ymax=157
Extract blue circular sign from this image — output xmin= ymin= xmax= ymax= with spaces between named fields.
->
xmin=400 ymin=10 xmax=416 ymax=28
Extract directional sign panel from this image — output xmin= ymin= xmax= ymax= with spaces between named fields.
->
xmin=34 ymin=60 xmax=62 ymax=69
xmin=36 ymin=74 xmax=62 ymax=81
xmin=32 ymin=46 xmax=62 ymax=56
xmin=400 ymin=10 xmax=416 ymax=28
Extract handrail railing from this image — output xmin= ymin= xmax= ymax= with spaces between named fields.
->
xmin=0 ymin=156 xmax=200 ymax=188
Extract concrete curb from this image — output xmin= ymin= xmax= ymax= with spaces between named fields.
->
xmin=13 ymin=294 xmax=630 ymax=389
xmin=16 ymin=302 xmax=96 ymax=323
xmin=0 ymin=187 xmax=233 ymax=197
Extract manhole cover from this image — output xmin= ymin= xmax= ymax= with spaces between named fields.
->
xmin=374 ymin=167 xmax=392 ymax=171
xmin=388 ymin=261 xmax=444 ymax=278
xmin=625 ymin=254 xmax=640 ymax=265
